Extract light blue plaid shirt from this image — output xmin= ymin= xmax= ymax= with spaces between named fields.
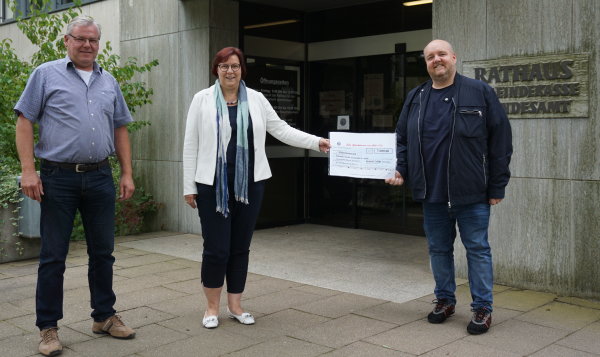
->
xmin=14 ymin=56 xmax=133 ymax=163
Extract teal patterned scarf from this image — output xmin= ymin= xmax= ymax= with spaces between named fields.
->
xmin=214 ymin=79 xmax=250 ymax=217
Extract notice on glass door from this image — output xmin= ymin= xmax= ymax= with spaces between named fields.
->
xmin=364 ymin=73 xmax=384 ymax=110
xmin=328 ymin=132 xmax=396 ymax=179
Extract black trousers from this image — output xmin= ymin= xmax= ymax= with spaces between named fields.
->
xmin=195 ymin=180 xmax=265 ymax=293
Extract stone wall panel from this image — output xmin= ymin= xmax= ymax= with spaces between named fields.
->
xmin=120 ymin=0 xmax=178 ymax=41
xmin=436 ymin=0 xmax=599 ymax=297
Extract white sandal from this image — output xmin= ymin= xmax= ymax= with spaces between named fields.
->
xmin=227 ymin=308 xmax=255 ymax=325
xmin=202 ymin=313 xmax=219 ymax=329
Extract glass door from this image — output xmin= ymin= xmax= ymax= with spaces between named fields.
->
xmin=245 ymin=57 xmax=307 ymax=228
xmin=308 ymin=52 xmax=428 ymax=235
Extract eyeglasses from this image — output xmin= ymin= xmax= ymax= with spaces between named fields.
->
xmin=218 ymin=63 xmax=241 ymax=72
xmin=67 ymin=34 xmax=100 ymax=46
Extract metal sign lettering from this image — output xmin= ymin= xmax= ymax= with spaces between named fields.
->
xmin=463 ymin=54 xmax=589 ymax=119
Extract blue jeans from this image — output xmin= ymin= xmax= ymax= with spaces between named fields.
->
xmin=36 ymin=162 xmax=117 ymax=329
xmin=422 ymin=202 xmax=493 ymax=311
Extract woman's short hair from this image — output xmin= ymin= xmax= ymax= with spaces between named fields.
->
xmin=66 ymin=15 xmax=102 ymax=38
xmin=211 ymin=47 xmax=247 ymax=79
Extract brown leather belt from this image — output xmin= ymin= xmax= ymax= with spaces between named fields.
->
xmin=42 ymin=158 xmax=109 ymax=173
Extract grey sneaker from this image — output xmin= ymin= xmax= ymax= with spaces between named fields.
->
xmin=427 ymin=299 xmax=455 ymax=324
xmin=39 ymin=327 xmax=62 ymax=356
xmin=467 ymin=307 xmax=492 ymax=334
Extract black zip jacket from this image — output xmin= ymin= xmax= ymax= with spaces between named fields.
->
xmin=395 ymin=73 xmax=513 ymax=206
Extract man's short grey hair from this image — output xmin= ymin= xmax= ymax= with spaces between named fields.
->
xmin=66 ymin=15 xmax=101 ymax=38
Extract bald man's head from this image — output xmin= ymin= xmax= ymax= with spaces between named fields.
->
xmin=424 ymin=39 xmax=457 ymax=88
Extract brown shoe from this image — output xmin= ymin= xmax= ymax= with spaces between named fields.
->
xmin=39 ymin=327 xmax=62 ymax=356
xmin=92 ymin=315 xmax=136 ymax=339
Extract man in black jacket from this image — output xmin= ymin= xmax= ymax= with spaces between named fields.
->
xmin=386 ymin=39 xmax=512 ymax=335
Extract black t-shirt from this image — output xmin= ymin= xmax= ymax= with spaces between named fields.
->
xmin=422 ymin=85 xmax=455 ymax=203
xmin=226 ymin=105 xmax=255 ymax=183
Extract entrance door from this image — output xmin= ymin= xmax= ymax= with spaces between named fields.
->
xmin=245 ymin=57 xmax=307 ymax=228
xmin=308 ymin=52 xmax=429 ymax=235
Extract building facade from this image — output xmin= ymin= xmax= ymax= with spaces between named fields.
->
xmin=1 ymin=0 xmax=598 ymax=298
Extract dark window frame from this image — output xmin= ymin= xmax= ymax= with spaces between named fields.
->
xmin=1 ymin=0 xmax=13 ymax=23
xmin=1 ymin=0 xmax=102 ymax=25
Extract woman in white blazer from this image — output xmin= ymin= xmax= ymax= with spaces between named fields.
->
xmin=183 ymin=47 xmax=330 ymax=329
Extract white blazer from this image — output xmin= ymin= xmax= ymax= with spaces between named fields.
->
xmin=183 ymin=84 xmax=321 ymax=196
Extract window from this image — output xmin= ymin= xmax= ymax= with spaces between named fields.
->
xmin=0 ymin=0 xmax=100 ymax=23
xmin=55 ymin=0 xmax=75 ymax=10
xmin=1 ymin=0 xmax=15 ymax=23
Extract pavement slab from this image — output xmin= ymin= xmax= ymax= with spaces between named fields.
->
xmin=112 ymin=274 xmax=180 ymax=295
xmin=156 ymin=312 xmax=207 ymax=337
xmin=240 ymin=276 xmax=305 ymax=300
xmin=0 ymin=332 xmax=47 ymax=357
xmin=155 ymin=267 xmax=199 ymax=282
xmin=0 ymin=273 xmax=37 ymax=289
xmin=365 ymin=319 xmax=469 ymax=355
xmin=220 ymin=308 xmax=331 ymax=341
xmin=530 ymin=343 xmax=600 ymax=356
xmin=67 ymin=306 xmax=176 ymax=337
xmin=290 ymin=314 xmax=396 ymax=349
xmin=220 ymin=319 xmax=289 ymax=341
xmin=163 ymin=279 xmax=203 ymax=295
xmin=114 ymin=253 xmax=178 ymax=268
xmin=557 ymin=296 xmax=600 ymax=310
xmin=167 ymin=258 xmax=202 ymax=269
xmin=2 ymin=227 xmax=600 ymax=356
xmin=136 ymin=329 xmax=257 ymax=357
xmin=0 ymin=262 xmax=38 ymax=277
xmin=463 ymin=319 xmax=570 ymax=355
xmin=2 ymin=326 xmax=94 ymax=357
xmin=65 ymin=254 xmax=91 ymax=267
xmin=493 ymin=288 xmax=557 ymax=311
xmin=113 ymin=286 xmax=189 ymax=311
xmin=63 ymin=264 xmax=92 ymax=279
xmin=295 ymin=292 xmax=387 ymax=318
xmin=0 ymin=284 xmax=36 ymax=304
xmin=147 ymin=293 xmax=206 ymax=316
xmin=5 ymin=314 xmax=37 ymax=333
xmin=0 ymin=302 xmax=33 ymax=320
xmin=222 ymin=336 xmax=333 ymax=357
xmin=556 ymin=321 xmax=600 ymax=354
xmin=114 ymin=247 xmax=153 ymax=255
xmin=452 ymin=304 xmax=523 ymax=326
xmin=515 ymin=301 xmax=600 ymax=331
xmin=291 ymin=285 xmax=343 ymax=297
xmin=252 ymin=309 xmax=331 ymax=335
xmin=69 ymin=324 xmax=189 ymax=357
xmin=321 ymin=341 xmax=415 ymax=356
xmin=242 ymin=288 xmax=328 ymax=315
xmin=421 ymin=340 xmax=522 ymax=356
xmin=113 ymin=261 xmax=186 ymax=278
xmin=353 ymin=300 xmax=433 ymax=325
xmin=0 ymin=320 xmax=28 ymax=340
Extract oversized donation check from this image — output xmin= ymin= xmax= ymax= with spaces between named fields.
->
xmin=329 ymin=132 xmax=396 ymax=179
